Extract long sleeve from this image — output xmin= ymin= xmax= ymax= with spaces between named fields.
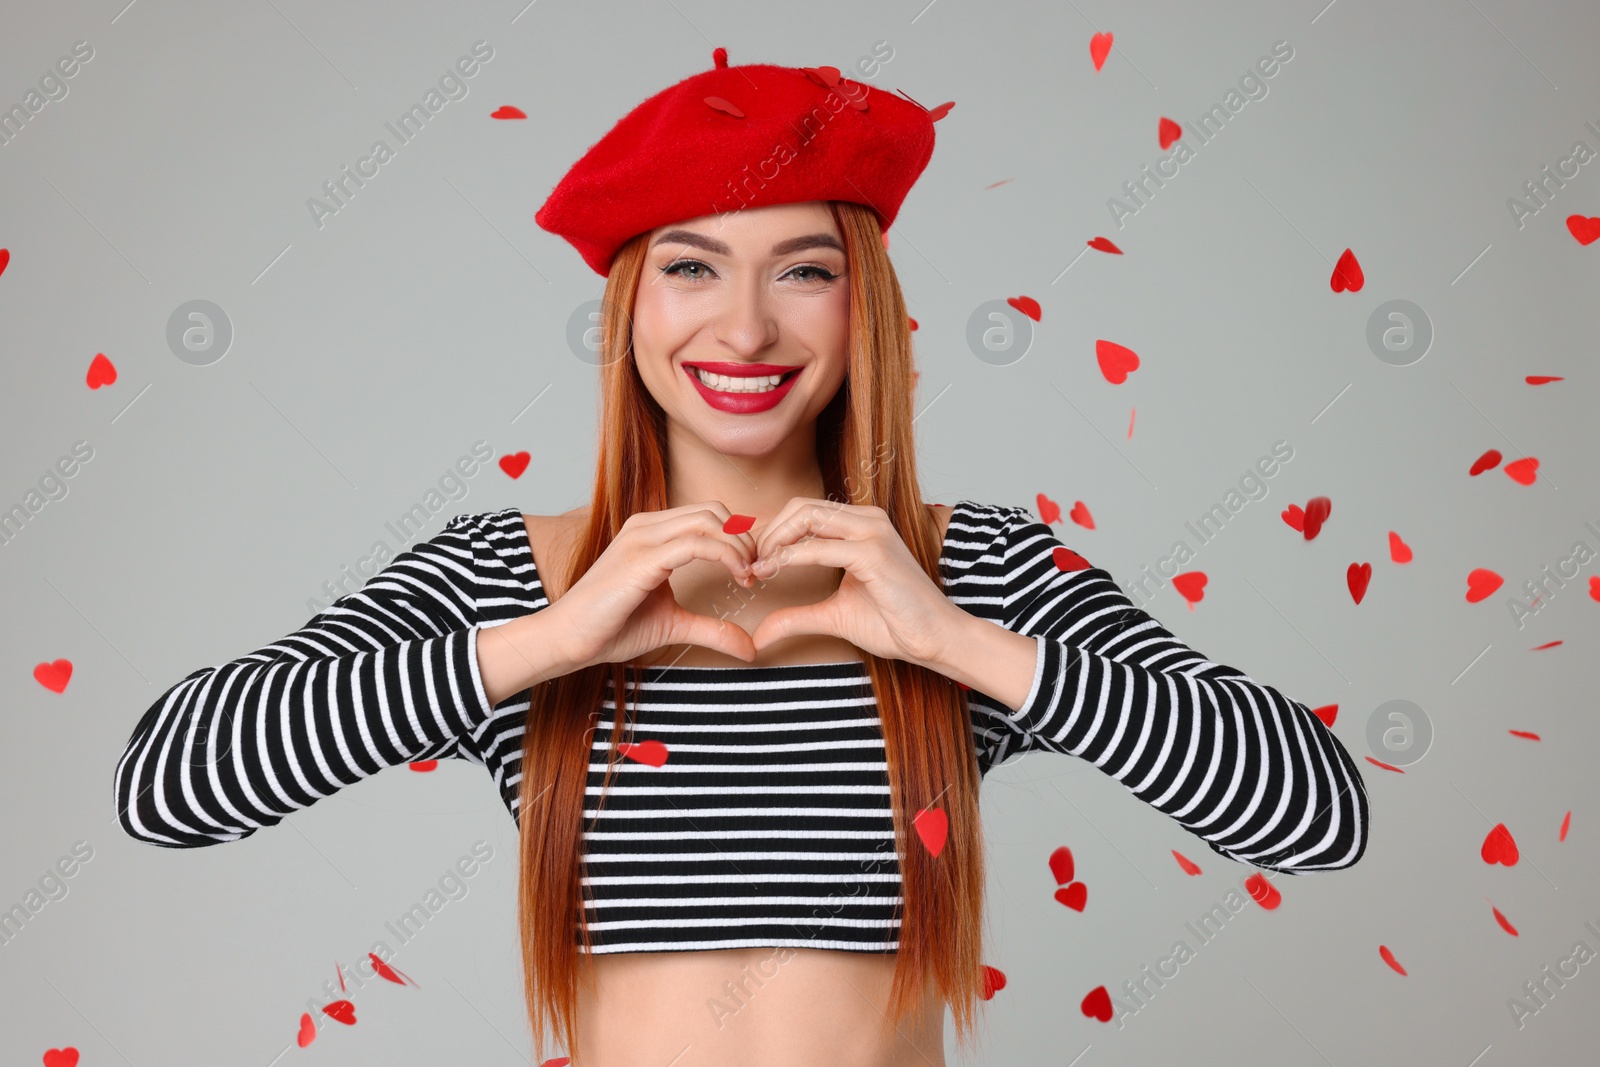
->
xmin=949 ymin=502 xmax=1368 ymax=874
xmin=114 ymin=512 xmax=499 ymax=848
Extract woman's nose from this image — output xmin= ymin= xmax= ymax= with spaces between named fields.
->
xmin=715 ymin=279 xmax=779 ymax=354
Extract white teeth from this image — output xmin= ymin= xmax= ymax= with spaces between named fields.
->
xmin=692 ymin=368 xmax=789 ymax=393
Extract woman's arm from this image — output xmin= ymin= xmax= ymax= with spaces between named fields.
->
xmin=113 ymin=512 xmax=559 ymax=848
xmin=937 ymin=502 xmax=1369 ymax=874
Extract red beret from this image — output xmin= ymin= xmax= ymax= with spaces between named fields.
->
xmin=535 ymin=46 xmax=947 ymax=276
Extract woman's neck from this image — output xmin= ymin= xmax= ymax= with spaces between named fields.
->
xmin=663 ymin=424 xmax=829 ymax=515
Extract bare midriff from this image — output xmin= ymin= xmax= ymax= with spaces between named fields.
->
xmin=570 ymin=947 xmax=947 ymax=1067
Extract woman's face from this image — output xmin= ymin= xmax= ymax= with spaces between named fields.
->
xmin=631 ymin=201 xmax=851 ymax=458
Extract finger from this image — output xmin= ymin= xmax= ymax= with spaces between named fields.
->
xmin=755 ymin=502 xmax=881 ymax=564
xmin=667 ymin=506 xmax=761 ymax=558
xmin=749 ymin=535 xmax=865 ymax=578
xmin=753 ymin=497 xmax=842 ymax=560
xmin=749 ymin=602 xmax=836 ymax=650
xmin=676 ymin=609 xmax=758 ymax=662
xmin=638 ymin=515 xmax=757 ymax=576
xmin=751 ymin=495 xmax=839 ymax=556
xmin=627 ymin=501 xmax=747 ymax=551
xmin=648 ymin=532 xmax=756 ymax=586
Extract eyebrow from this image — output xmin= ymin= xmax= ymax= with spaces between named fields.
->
xmin=651 ymin=229 xmax=845 ymax=257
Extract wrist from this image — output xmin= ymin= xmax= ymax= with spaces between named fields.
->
xmin=532 ymin=602 xmax=593 ymax=677
xmin=912 ymin=608 xmax=987 ymax=675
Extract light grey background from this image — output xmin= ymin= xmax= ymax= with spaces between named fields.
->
xmin=3 ymin=1 xmax=1598 ymax=1063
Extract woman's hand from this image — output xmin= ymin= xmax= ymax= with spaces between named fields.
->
xmin=542 ymin=502 xmax=760 ymax=671
xmin=746 ymin=498 xmax=972 ymax=668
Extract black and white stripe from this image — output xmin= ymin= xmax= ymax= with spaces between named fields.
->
xmin=115 ymin=500 xmax=1367 ymax=952
xmin=943 ymin=502 xmax=1370 ymax=874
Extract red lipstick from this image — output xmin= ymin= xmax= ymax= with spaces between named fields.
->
xmin=682 ymin=363 xmax=802 ymax=414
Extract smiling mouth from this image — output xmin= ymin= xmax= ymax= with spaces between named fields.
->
xmin=688 ymin=367 xmax=801 ymax=393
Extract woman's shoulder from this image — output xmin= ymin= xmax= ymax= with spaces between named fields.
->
xmin=930 ymin=499 xmax=1030 ymax=537
xmin=514 ymin=505 xmax=590 ymax=597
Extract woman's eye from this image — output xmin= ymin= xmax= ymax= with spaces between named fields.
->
xmin=788 ymin=265 xmax=839 ymax=284
xmin=662 ymin=260 xmax=712 ymax=281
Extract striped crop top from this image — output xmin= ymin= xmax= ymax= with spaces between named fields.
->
xmin=114 ymin=500 xmax=1370 ymax=954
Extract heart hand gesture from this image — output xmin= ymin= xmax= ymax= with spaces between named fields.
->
xmin=747 ymin=498 xmax=968 ymax=668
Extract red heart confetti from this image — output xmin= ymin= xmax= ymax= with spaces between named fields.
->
xmin=1311 ymin=704 xmax=1338 ymax=728
xmin=408 ymin=760 xmax=438 ymax=772
xmin=1095 ymin=340 xmax=1140 ymax=384
xmin=1366 ymin=756 xmax=1404 ymax=773
xmin=1006 ymin=295 xmax=1041 ymax=321
xmin=1526 ymin=375 xmax=1563 ymax=385
xmin=1127 ymin=407 xmax=1135 ymax=438
xmin=1089 ymin=33 xmax=1113 ymax=72
xmin=1347 ymin=562 xmax=1372 ymax=605
xmin=722 ymin=514 xmax=755 ymax=535
xmin=913 ymin=807 xmax=948 ymax=858
xmin=1379 ymin=945 xmax=1407 ymax=976
xmin=926 ymin=101 xmax=955 ymax=122
xmin=1054 ymin=881 xmax=1088 ymax=911
xmin=980 ymin=964 xmax=1007 ymax=999
xmin=1158 ymin=117 xmax=1181 ymax=150
xmin=839 ymin=78 xmax=869 ymax=111
xmin=618 ymin=739 xmax=668 ymax=767
xmin=1244 ymin=872 xmax=1281 ymax=910
xmin=34 ymin=659 xmax=73 ymax=694
xmin=1069 ymin=501 xmax=1095 ymax=529
xmin=1330 ymin=248 xmax=1364 ymax=292
xmin=1469 ymin=449 xmax=1502 ymax=476
xmin=43 ymin=1050 xmax=80 ymax=1067
xmin=322 ymin=1000 xmax=357 ymax=1025
xmin=1481 ymin=823 xmax=1519 ymax=866
xmin=1389 ymin=531 xmax=1413 ymax=563
xmin=499 ymin=451 xmax=531 ymax=479
xmin=1281 ymin=504 xmax=1304 ymax=532
xmin=1559 ymin=811 xmax=1571 ymax=841
xmin=369 ymin=952 xmax=408 ymax=986
xmin=297 ymin=1012 xmax=317 ymax=1047
xmin=1048 ymin=845 xmax=1075 ymax=884
xmin=1508 ymin=730 xmax=1540 ymax=741
xmin=1465 ymin=568 xmax=1502 ymax=603
xmin=1491 ymin=904 xmax=1519 ymax=937
xmin=0 ymin=248 xmax=9 ymax=277
xmin=490 ymin=105 xmax=526 ymax=119
xmin=703 ymin=95 xmax=745 ymax=118
xmin=1172 ymin=571 xmax=1207 ymax=607
xmin=34 ymin=659 xmax=73 ymax=693
xmin=86 ymin=352 xmax=117 ymax=389
xmin=1087 ymin=236 xmax=1122 ymax=254
xmin=1592 ymin=577 xmax=1600 ymax=601
xmin=1052 ymin=546 xmax=1091 ymax=572
xmin=1503 ymin=457 xmax=1538 ymax=485
xmin=1037 ymin=493 xmax=1061 ymax=524
xmin=1081 ymin=984 xmax=1114 ymax=1022
xmin=1302 ymin=496 xmax=1332 ymax=540
xmin=1566 ymin=214 xmax=1600 ymax=245
xmin=1532 ymin=639 xmax=1563 ymax=649
xmin=1172 ymin=850 xmax=1202 ymax=876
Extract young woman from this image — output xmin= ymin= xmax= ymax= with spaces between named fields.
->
xmin=115 ymin=49 xmax=1369 ymax=1067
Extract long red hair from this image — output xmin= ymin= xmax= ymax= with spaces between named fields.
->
xmin=516 ymin=200 xmax=989 ymax=1061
